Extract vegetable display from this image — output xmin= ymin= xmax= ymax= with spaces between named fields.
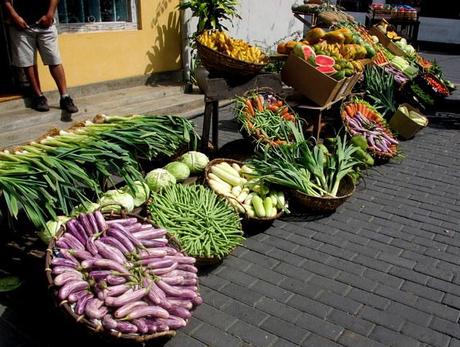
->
xmin=48 ymin=211 xmax=202 ymax=336
xmin=342 ymin=100 xmax=399 ymax=159
xmin=382 ymin=64 xmax=410 ymax=85
xmin=179 ymin=151 xmax=209 ymax=174
xmin=145 ymin=169 xmax=177 ymax=193
xmin=206 ymin=160 xmax=288 ymax=219
xmin=235 ymin=92 xmax=302 ymax=146
xmin=148 ymin=184 xmax=244 ymax=259
xmin=364 ymin=65 xmax=397 ymax=118
xmin=0 ymin=115 xmax=197 ymax=229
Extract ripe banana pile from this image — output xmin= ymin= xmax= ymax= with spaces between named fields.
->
xmin=198 ymin=31 xmax=266 ymax=64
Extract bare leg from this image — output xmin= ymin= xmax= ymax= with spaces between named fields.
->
xmin=24 ymin=65 xmax=42 ymax=96
xmin=48 ymin=64 xmax=68 ymax=96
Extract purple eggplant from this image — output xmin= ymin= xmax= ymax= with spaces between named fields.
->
xmin=124 ymin=305 xmax=169 ymax=320
xmin=106 ymin=218 xmax=137 ymax=226
xmin=138 ymin=249 xmax=168 ymax=259
xmin=68 ymin=289 xmax=88 ymax=303
xmin=86 ymin=237 xmax=98 ymax=256
xmin=54 ymin=271 xmax=83 ymax=286
xmin=102 ymin=314 xmax=118 ymax=330
xmin=146 ymin=320 xmax=169 ymax=333
xmin=107 ymin=228 xmax=135 ymax=253
xmin=94 ymin=240 xmax=126 ymax=264
xmin=132 ymin=229 xmax=165 ymax=240
xmin=156 ymin=280 xmax=196 ymax=299
xmin=105 ymin=287 xmax=146 ymax=307
xmin=167 ymin=305 xmax=191 ymax=319
xmin=163 ymin=270 xmax=197 ymax=280
xmin=192 ymin=295 xmax=203 ymax=306
xmin=165 ymin=255 xmax=195 ymax=265
xmin=176 ymin=264 xmax=198 ymax=273
xmin=78 ymin=213 xmax=94 ymax=236
xmin=133 ymin=319 xmax=149 ymax=334
xmin=75 ymin=293 xmax=93 ymax=315
xmin=116 ymin=321 xmax=138 ymax=334
xmin=51 ymin=257 xmax=78 ymax=269
xmin=149 ymin=263 xmax=177 ymax=276
xmin=157 ymin=316 xmax=187 ymax=329
xmin=140 ymin=239 xmax=168 ymax=248
xmin=89 ymin=270 xmax=111 ymax=282
xmin=166 ymin=298 xmax=193 ymax=310
xmin=58 ymin=280 xmax=89 ymax=300
xmin=69 ymin=249 xmax=94 ymax=261
xmin=109 ymin=223 xmax=143 ymax=249
xmin=83 ymin=259 xmax=130 ymax=275
xmin=52 ymin=266 xmax=81 ymax=275
xmin=85 ymin=298 xmax=106 ymax=319
xmin=146 ymin=281 xmax=169 ymax=308
xmin=114 ymin=300 xmax=148 ymax=318
xmin=106 ymin=283 xmax=130 ymax=297
xmin=66 ymin=220 xmax=87 ymax=244
xmin=106 ymin=275 xmax=126 ymax=285
xmin=59 ymin=249 xmax=79 ymax=263
xmin=94 ymin=211 xmax=108 ymax=232
xmin=124 ymin=223 xmax=143 ymax=233
xmin=62 ymin=233 xmax=84 ymax=250
xmin=87 ymin=213 xmax=99 ymax=234
xmin=100 ymin=236 xmax=129 ymax=255
xmin=139 ymin=259 xmax=174 ymax=268
xmin=160 ymin=276 xmax=185 ymax=286
xmin=55 ymin=239 xmax=70 ymax=249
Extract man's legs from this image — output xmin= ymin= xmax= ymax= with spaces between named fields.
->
xmin=48 ymin=64 xmax=67 ymax=96
xmin=24 ymin=64 xmax=42 ymax=96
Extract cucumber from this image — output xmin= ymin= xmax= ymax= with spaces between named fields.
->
xmin=263 ymin=197 xmax=273 ymax=218
xmin=208 ymin=179 xmax=231 ymax=196
xmin=269 ymin=193 xmax=278 ymax=206
xmin=231 ymin=185 xmax=242 ymax=197
xmin=244 ymin=192 xmax=255 ymax=205
xmin=227 ymin=197 xmax=245 ymax=213
xmin=236 ymin=188 xmax=249 ymax=203
xmin=240 ymin=165 xmax=254 ymax=175
xmin=208 ymin=173 xmax=232 ymax=191
xmin=276 ymin=191 xmax=285 ymax=209
xmin=243 ymin=204 xmax=255 ymax=218
xmin=270 ymin=206 xmax=278 ymax=217
xmin=216 ymin=162 xmax=240 ymax=178
xmin=231 ymin=163 xmax=241 ymax=173
xmin=211 ymin=166 xmax=242 ymax=187
xmin=251 ymin=195 xmax=265 ymax=218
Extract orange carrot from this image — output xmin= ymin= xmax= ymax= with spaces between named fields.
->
xmin=280 ymin=106 xmax=289 ymax=115
xmin=256 ymin=95 xmax=264 ymax=112
xmin=345 ymin=105 xmax=354 ymax=118
xmin=276 ymin=100 xmax=283 ymax=107
xmin=245 ymin=99 xmax=255 ymax=116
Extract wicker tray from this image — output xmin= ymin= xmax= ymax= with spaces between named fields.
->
xmin=44 ymin=211 xmax=187 ymax=343
xmin=204 ymin=158 xmax=284 ymax=227
xmin=288 ymin=176 xmax=355 ymax=213
xmin=196 ymin=39 xmax=268 ymax=77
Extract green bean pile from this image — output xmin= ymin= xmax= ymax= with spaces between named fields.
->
xmin=148 ymin=184 xmax=244 ymax=259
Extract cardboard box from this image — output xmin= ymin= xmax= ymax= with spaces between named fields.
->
xmin=389 ymin=103 xmax=428 ymax=139
xmin=369 ymin=26 xmax=405 ymax=57
xmin=281 ymin=54 xmax=346 ymax=106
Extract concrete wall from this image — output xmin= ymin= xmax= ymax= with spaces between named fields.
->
xmin=39 ymin=0 xmax=182 ymax=91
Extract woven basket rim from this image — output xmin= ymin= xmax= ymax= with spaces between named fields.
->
xmin=45 ymin=211 xmax=182 ymax=342
xmin=204 ymin=158 xmax=284 ymax=222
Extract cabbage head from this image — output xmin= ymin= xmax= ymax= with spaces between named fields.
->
xmin=180 ymin=151 xmax=209 ymax=174
xmin=122 ymin=180 xmax=150 ymax=207
xmin=164 ymin=161 xmax=190 ymax=181
xmin=99 ymin=189 xmax=135 ymax=213
xmin=145 ymin=168 xmax=176 ymax=192
xmin=38 ymin=216 xmax=71 ymax=244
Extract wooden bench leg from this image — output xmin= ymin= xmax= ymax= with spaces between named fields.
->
xmin=314 ymin=111 xmax=322 ymax=142
xmin=201 ymin=100 xmax=213 ymax=153
xmin=212 ymin=100 xmax=219 ymax=151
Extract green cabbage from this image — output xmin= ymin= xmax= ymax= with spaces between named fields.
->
xmin=164 ymin=161 xmax=190 ymax=181
xmin=180 ymin=151 xmax=209 ymax=174
xmin=145 ymin=168 xmax=176 ymax=192
xmin=122 ymin=180 xmax=150 ymax=207
xmin=38 ymin=216 xmax=71 ymax=244
xmin=99 ymin=189 xmax=135 ymax=212
xmin=71 ymin=201 xmax=100 ymax=216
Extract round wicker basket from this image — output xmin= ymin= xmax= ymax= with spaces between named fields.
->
xmin=44 ymin=211 xmax=189 ymax=343
xmin=288 ymin=176 xmax=355 ymax=213
xmin=196 ymin=39 xmax=268 ymax=77
xmin=204 ymin=158 xmax=284 ymax=228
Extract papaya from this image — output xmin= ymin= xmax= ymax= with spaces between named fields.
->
xmin=277 ymin=43 xmax=287 ymax=54
xmin=323 ymin=31 xmax=346 ymax=44
xmin=363 ymin=43 xmax=376 ymax=58
xmin=305 ymin=28 xmax=326 ymax=44
xmin=337 ymin=28 xmax=354 ymax=44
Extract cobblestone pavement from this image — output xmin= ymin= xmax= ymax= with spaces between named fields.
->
xmin=1 ymin=96 xmax=460 ymax=347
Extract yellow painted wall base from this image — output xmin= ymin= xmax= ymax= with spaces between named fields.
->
xmin=38 ymin=0 xmax=181 ymax=92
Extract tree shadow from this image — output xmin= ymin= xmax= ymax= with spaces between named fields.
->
xmin=144 ymin=2 xmax=181 ymax=85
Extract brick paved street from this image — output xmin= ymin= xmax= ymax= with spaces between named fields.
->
xmin=0 ymin=68 xmax=459 ymax=347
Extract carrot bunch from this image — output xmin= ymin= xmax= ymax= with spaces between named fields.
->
xmin=372 ymin=51 xmax=388 ymax=66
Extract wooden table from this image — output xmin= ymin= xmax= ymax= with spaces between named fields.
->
xmin=195 ymin=68 xmax=283 ymax=152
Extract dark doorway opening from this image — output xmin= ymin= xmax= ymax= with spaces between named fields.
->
xmin=0 ymin=5 xmax=20 ymax=99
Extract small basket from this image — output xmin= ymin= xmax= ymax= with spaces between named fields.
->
xmin=45 ymin=211 xmax=186 ymax=343
xmin=288 ymin=176 xmax=355 ymax=213
xmin=205 ymin=158 xmax=284 ymax=228
xmin=196 ymin=39 xmax=268 ymax=77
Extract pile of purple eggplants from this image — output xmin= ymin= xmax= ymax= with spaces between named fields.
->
xmin=50 ymin=211 xmax=202 ymax=335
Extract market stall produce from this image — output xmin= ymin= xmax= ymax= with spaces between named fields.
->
xmin=46 ymin=211 xmax=202 ymax=341
xmin=364 ymin=65 xmax=397 ymax=118
xmin=148 ymin=184 xmax=244 ymax=263
xmin=341 ymin=99 xmax=399 ymax=160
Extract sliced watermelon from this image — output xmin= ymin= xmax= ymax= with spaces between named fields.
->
xmin=315 ymin=55 xmax=335 ymax=67
xmin=316 ymin=65 xmax=337 ymax=74
xmin=293 ymin=44 xmax=316 ymax=62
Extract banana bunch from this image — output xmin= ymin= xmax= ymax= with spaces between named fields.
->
xmin=198 ymin=31 xmax=266 ymax=64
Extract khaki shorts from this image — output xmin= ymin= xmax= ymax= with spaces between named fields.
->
xmin=9 ymin=24 xmax=62 ymax=67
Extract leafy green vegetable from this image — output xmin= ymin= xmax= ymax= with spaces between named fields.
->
xmin=0 ymin=276 xmax=22 ymax=292
xmin=180 ymin=151 xmax=209 ymax=174
xmin=145 ymin=169 xmax=176 ymax=192
xmin=164 ymin=162 xmax=191 ymax=182
xmin=99 ymin=189 xmax=135 ymax=213
xmin=364 ymin=66 xmax=397 ymax=118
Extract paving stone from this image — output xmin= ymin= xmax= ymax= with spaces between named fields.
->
xmin=338 ymin=330 xmax=386 ymax=347
xmin=294 ymin=312 xmax=344 ymax=341
xmin=301 ymin=334 xmax=342 ymax=347
xmin=389 ymin=266 xmax=430 ymax=285
xmin=325 ymin=257 xmax=366 ymax=276
xmin=336 ymin=271 xmax=378 ymax=292
xmin=287 ymin=294 xmax=332 ymax=319
xmin=369 ymin=326 xmax=421 ymax=347
xmin=167 ymin=332 xmax=207 ymax=347
xmin=219 ymin=283 xmax=264 ymax=306
xmin=402 ymin=281 xmax=445 ymax=302
xmin=326 ymin=309 xmax=375 ymax=336
xmin=260 ymin=316 xmax=309 ymax=345
xmin=192 ymin=322 xmax=244 ymax=347
xmin=414 ymin=297 xmax=460 ymax=322
xmin=385 ymin=301 xmax=433 ymax=327
xmin=192 ymin=303 xmax=238 ymax=331
xmin=220 ymin=300 xmax=269 ymax=327
xmin=401 ymin=321 xmax=451 ymax=347
xmin=359 ymin=305 xmax=406 ymax=331
xmin=228 ymin=320 xmax=278 ymax=346
xmin=346 ymin=288 xmax=391 ymax=310
xmin=431 ymin=317 xmax=460 ymax=339
xmin=364 ymin=268 xmax=405 ymax=289
xmin=249 ymin=279 xmax=293 ymax=303
xmin=317 ymin=291 xmax=362 ymax=315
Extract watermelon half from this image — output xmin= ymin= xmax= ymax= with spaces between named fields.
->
xmin=315 ymin=55 xmax=335 ymax=67
xmin=316 ymin=65 xmax=337 ymax=74
xmin=293 ymin=44 xmax=316 ymax=62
